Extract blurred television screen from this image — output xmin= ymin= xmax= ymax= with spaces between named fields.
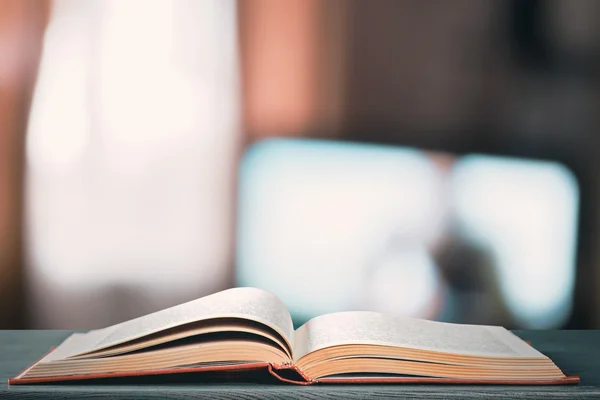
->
xmin=236 ymin=139 xmax=579 ymax=329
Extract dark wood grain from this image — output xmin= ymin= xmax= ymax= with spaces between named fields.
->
xmin=1 ymin=330 xmax=598 ymax=399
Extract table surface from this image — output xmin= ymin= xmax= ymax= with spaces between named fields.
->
xmin=1 ymin=330 xmax=598 ymax=399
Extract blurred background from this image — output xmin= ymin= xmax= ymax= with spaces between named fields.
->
xmin=1 ymin=0 xmax=599 ymax=330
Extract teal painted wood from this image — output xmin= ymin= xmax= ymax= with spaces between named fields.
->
xmin=0 ymin=330 xmax=598 ymax=399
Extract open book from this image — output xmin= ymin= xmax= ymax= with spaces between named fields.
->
xmin=10 ymin=287 xmax=578 ymax=385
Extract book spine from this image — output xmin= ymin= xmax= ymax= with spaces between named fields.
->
xmin=267 ymin=363 xmax=313 ymax=385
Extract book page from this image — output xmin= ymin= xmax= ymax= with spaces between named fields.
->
xmin=45 ymin=287 xmax=293 ymax=361
xmin=293 ymin=311 xmax=545 ymax=361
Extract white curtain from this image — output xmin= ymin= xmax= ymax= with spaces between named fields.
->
xmin=25 ymin=0 xmax=240 ymax=328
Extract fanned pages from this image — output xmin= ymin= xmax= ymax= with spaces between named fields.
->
xmin=10 ymin=287 xmax=577 ymax=385
xmin=45 ymin=287 xmax=294 ymax=361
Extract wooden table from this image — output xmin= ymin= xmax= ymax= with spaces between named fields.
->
xmin=1 ymin=330 xmax=598 ymax=399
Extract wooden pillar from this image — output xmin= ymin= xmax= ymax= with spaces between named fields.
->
xmin=238 ymin=0 xmax=348 ymax=140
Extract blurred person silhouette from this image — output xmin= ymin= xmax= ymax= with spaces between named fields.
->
xmin=357 ymin=154 xmax=513 ymax=327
